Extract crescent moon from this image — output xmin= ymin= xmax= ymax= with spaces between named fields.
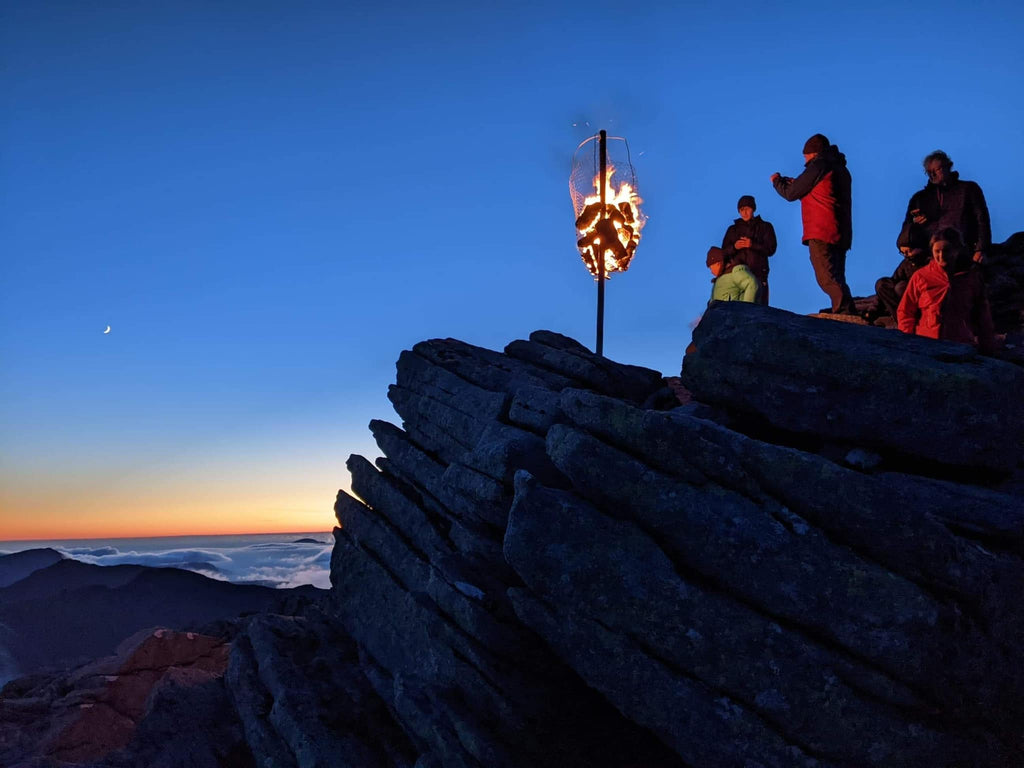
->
xmin=104 ymin=326 xmax=111 ymax=334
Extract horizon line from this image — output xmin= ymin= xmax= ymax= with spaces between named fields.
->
xmin=0 ymin=529 xmax=336 ymax=545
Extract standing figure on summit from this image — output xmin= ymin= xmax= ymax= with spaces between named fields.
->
xmin=771 ymin=133 xmax=856 ymax=315
xmin=904 ymin=150 xmax=991 ymax=264
xmin=719 ymin=195 xmax=777 ymax=304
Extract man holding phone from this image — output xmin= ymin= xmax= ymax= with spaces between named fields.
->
xmin=903 ymin=151 xmax=991 ymax=264
xmin=771 ymin=133 xmax=856 ymax=315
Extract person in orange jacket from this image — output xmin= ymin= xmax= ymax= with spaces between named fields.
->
xmin=897 ymin=227 xmax=995 ymax=353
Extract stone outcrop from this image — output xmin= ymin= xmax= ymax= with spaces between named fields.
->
xmin=0 ymin=629 xmax=235 ymax=767
xmin=323 ymin=319 xmax=1024 ymax=767
xmin=4 ymin=310 xmax=1023 ymax=767
xmin=682 ymin=301 xmax=1024 ymax=473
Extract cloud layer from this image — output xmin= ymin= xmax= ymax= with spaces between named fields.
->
xmin=6 ymin=537 xmax=337 ymax=589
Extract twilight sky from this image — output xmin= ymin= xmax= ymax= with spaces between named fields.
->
xmin=2 ymin=0 xmax=1023 ymax=539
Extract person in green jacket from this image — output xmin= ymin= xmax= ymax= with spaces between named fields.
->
xmin=706 ymin=246 xmax=760 ymax=304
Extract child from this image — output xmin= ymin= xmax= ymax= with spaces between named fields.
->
xmin=897 ymin=227 xmax=994 ymax=352
xmin=706 ymin=246 xmax=760 ymax=304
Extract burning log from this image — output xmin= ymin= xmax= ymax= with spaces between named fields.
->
xmin=571 ymin=163 xmax=645 ymax=279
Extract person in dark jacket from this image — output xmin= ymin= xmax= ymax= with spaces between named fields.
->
xmin=872 ymin=219 xmax=931 ymax=321
xmin=771 ymin=133 xmax=856 ymax=315
xmin=897 ymin=227 xmax=994 ymax=353
xmin=720 ymin=195 xmax=777 ymax=305
xmin=905 ymin=150 xmax=991 ymax=264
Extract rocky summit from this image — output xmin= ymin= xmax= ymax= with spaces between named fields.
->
xmin=4 ymin=306 xmax=1024 ymax=768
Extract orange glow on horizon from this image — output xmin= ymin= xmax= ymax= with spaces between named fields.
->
xmin=1 ymin=486 xmax=346 ymax=542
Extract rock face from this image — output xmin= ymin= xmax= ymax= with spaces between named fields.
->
xmin=324 ymin=321 xmax=1024 ymax=767
xmin=682 ymin=301 xmax=1024 ymax=474
xmin=5 ymin=314 xmax=1023 ymax=767
xmin=0 ymin=629 xmax=236 ymax=767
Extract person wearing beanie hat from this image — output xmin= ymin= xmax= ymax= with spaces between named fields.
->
xmin=771 ymin=134 xmax=855 ymax=315
xmin=717 ymin=195 xmax=777 ymax=304
xmin=802 ymin=133 xmax=830 ymax=156
xmin=705 ymin=246 xmax=760 ymax=304
xmin=868 ymin=218 xmax=931 ymax=323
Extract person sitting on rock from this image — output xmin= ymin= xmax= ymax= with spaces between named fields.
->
xmin=720 ymin=195 xmax=777 ymax=305
xmin=897 ymin=227 xmax=995 ymax=352
xmin=904 ymin=150 xmax=991 ymax=264
xmin=871 ymin=219 xmax=931 ymax=322
xmin=705 ymin=246 xmax=760 ymax=304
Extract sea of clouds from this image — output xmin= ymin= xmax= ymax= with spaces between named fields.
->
xmin=0 ymin=533 xmax=334 ymax=589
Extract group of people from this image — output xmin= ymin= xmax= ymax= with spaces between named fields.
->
xmin=705 ymin=135 xmax=995 ymax=352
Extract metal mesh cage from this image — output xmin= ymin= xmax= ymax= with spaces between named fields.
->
xmin=569 ymin=134 xmax=645 ymax=278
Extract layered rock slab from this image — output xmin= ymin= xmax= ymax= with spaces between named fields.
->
xmin=331 ymin=321 xmax=1023 ymax=766
xmin=682 ymin=301 xmax=1024 ymax=473
xmin=331 ymin=331 xmax=678 ymax=767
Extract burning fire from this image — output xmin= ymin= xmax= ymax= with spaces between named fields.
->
xmin=575 ymin=164 xmax=645 ymax=278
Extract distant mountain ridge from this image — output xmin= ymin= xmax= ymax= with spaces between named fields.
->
xmin=0 ymin=556 xmax=319 ymax=680
xmin=0 ymin=547 xmax=64 ymax=587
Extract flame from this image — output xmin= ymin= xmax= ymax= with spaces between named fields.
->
xmin=575 ymin=164 xmax=645 ymax=278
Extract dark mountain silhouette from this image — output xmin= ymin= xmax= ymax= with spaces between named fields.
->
xmin=0 ymin=559 xmax=320 ymax=677
xmin=0 ymin=547 xmax=64 ymax=587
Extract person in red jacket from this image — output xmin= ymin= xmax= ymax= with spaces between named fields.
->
xmin=771 ymin=133 xmax=856 ymax=315
xmin=897 ymin=227 xmax=995 ymax=353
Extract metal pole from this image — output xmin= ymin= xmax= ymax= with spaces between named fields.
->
xmin=596 ymin=130 xmax=606 ymax=357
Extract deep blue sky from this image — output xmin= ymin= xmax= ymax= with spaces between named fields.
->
xmin=3 ymin=0 xmax=1023 ymax=537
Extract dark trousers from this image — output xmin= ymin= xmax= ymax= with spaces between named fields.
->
xmin=807 ymin=239 xmax=853 ymax=312
xmin=875 ymin=277 xmax=907 ymax=320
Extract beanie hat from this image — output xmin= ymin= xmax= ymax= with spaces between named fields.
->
xmin=737 ymin=195 xmax=756 ymax=211
xmin=706 ymin=246 xmax=726 ymax=268
xmin=802 ymin=133 xmax=830 ymax=155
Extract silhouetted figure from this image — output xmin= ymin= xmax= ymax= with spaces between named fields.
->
xmin=706 ymin=246 xmax=760 ymax=303
xmin=720 ymin=195 xmax=777 ymax=304
xmin=873 ymin=219 xmax=931 ymax=321
xmin=905 ymin=150 xmax=991 ymax=264
xmin=898 ymin=227 xmax=994 ymax=352
xmin=771 ymin=133 xmax=855 ymax=315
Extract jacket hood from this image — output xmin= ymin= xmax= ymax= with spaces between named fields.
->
xmin=824 ymin=144 xmax=847 ymax=168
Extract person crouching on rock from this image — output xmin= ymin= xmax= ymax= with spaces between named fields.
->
xmin=706 ymin=245 xmax=761 ymax=304
xmin=897 ymin=227 xmax=995 ymax=353
xmin=871 ymin=219 xmax=931 ymax=322
xmin=720 ymin=195 xmax=777 ymax=305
